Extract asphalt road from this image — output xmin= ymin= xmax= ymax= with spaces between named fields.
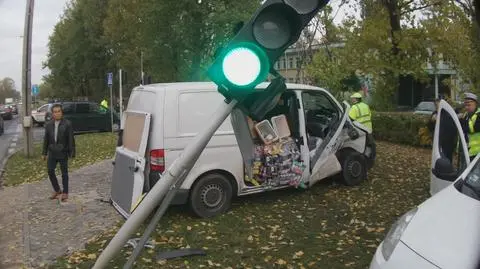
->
xmin=0 ymin=115 xmax=45 ymax=174
xmin=0 ymin=115 xmax=22 ymax=173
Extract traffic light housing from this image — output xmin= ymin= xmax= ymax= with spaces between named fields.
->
xmin=207 ymin=0 xmax=330 ymax=101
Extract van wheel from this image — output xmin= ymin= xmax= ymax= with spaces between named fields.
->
xmin=338 ymin=150 xmax=367 ymax=186
xmin=189 ymin=173 xmax=233 ymax=218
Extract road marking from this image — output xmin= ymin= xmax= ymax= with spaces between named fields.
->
xmin=16 ymin=124 xmax=22 ymax=133
xmin=8 ymin=148 xmax=14 ymax=154
xmin=10 ymin=142 xmax=16 ymax=148
xmin=12 ymin=137 xmax=18 ymax=142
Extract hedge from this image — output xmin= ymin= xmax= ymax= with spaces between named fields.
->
xmin=372 ymin=112 xmax=432 ymax=147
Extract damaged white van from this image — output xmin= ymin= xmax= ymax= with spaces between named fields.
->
xmin=110 ymin=82 xmax=376 ymax=218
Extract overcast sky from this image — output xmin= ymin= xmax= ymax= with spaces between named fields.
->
xmin=0 ymin=0 xmax=68 ymax=90
xmin=0 ymin=0 xmax=352 ymax=92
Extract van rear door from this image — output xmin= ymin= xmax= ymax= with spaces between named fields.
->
xmin=111 ymin=110 xmax=151 ymax=218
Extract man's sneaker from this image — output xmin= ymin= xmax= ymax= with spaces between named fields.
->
xmin=49 ymin=192 xmax=61 ymax=200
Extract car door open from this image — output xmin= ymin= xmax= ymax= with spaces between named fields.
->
xmin=309 ymin=101 xmax=350 ymax=186
xmin=430 ymin=100 xmax=470 ymax=196
xmin=111 ymin=111 xmax=151 ymax=219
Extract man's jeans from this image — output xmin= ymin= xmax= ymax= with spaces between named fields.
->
xmin=47 ymin=157 xmax=69 ymax=194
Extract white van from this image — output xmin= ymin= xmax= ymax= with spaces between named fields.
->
xmin=110 ymin=82 xmax=376 ymax=218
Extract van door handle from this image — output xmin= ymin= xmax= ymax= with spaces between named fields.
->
xmin=129 ymin=166 xmax=139 ymax=172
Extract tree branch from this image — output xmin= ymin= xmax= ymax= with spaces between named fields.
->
xmin=454 ymin=0 xmax=474 ymax=15
xmin=399 ymin=0 xmax=415 ymax=10
xmin=400 ymin=1 xmax=443 ymax=15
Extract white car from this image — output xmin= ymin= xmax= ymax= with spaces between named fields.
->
xmin=370 ymin=100 xmax=480 ymax=269
xmin=31 ymin=104 xmax=51 ymax=126
xmin=430 ymin=100 xmax=470 ymax=196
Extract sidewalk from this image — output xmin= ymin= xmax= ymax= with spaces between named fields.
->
xmin=0 ymin=159 xmax=122 ymax=269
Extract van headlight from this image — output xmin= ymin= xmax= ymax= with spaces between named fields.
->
xmin=381 ymin=207 xmax=418 ymax=261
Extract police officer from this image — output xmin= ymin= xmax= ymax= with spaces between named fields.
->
xmin=349 ymin=92 xmax=372 ymax=131
xmin=100 ymin=97 xmax=108 ymax=109
xmin=460 ymin=93 xmax=480 ymax=160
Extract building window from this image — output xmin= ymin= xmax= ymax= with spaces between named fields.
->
xmin=289 ymin=58 xmax=293 ymax=69
xmin=296 ymin=57 xmax=302 ymax=68
xmin=282 ymin=58 xmax=286 ymax=69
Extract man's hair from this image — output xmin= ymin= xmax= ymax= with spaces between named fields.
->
xmin=51 ymin=103 xmax=63 ymax=112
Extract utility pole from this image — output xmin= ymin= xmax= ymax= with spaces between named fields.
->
xmin=140 ymin=51 xmax=144 ymax=85
xmin=21 ymin=0 xmax=34 ymax=157
xmin=118 ymin=69 xmax=123 ymax=126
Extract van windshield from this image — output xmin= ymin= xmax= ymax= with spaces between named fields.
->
xmin=457 ymin=158 xmax=480 ymax=200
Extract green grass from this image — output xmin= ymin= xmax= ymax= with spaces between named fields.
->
xmin=2 ymin=132 xmax=116 ymax=186
xmin=47 ymin=141 xmax=431 ymax=269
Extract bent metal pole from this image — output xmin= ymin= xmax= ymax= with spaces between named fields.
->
xmin=93 ymin=98 xmax=238 ymax=269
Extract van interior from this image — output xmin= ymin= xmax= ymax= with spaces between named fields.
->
xmin=232 ymin=90 xmax=342 ymax=189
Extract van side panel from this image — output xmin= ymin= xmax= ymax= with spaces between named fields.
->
xmin=163 ymin=88 xmax=243 ymax=192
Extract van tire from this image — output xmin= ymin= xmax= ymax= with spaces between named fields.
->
xmin=189 ymin=173 xmax=233 ymax=218
xmin=337 ymin=149 xmax=367 ymax=186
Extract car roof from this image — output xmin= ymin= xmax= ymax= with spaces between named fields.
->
xmin=136 ymin=81 xmax=326 ymax=92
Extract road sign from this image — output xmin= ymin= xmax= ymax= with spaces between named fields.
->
xmin=31 ymin=84 xmax=39 ymax=95
xmin=107 ymin=72 xmax=113 ymax=86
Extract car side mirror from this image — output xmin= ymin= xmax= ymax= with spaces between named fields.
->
xmin=432 ymin=157 xmax=458 ymax=181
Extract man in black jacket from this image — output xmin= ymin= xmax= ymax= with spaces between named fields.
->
xmin=42 ymin=104 xmax=75 ymax=202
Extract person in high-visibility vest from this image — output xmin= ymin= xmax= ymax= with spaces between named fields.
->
xmin=349 ymin=92 xmax=372 ymax=131
xmin=100 ymin=98 xmax=108 ymax=109
xmin=460 ymin=93 xmax=480 ymax=161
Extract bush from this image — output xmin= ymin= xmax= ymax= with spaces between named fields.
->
xmin=372 ymin=112 xmax=432 ymax=147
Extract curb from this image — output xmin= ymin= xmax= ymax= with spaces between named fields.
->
xmin=0 ymin=135 xmax=21 ymax=189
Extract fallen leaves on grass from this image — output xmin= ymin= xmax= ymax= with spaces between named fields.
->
xmin=50 ymin=141 xmax=431 ymax=269
xmin=2 ymin=132 xmax=116 ymax=186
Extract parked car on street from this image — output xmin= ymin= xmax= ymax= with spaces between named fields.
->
xmin=31 ymin=103 xmax=52 ymax=126
xmin=0 ymin=105 xmax=13 ymax=120
xmin=370 ymin=100 xmax=480 ymax=269
xmin=413 ymin=101 xmax=436 ymax=115
xmin=45 ymin=101 xmax=120 ymax=133
xmin=9 ymin=104 xmax=18 ymax=115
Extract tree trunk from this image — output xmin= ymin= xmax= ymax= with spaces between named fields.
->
xmin=381 ymin=0 xmax=402 ymax=109
xmin=188 ymin=11 xmax=204 ymax=81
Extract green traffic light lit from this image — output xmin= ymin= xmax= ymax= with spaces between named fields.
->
xmin=222 ymin=47 xmax=262 ymax=87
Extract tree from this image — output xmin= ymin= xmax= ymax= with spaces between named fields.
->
xmin=102 ymin=0 xmax=259 ymax=94
xmin=423 ymin=1 xmax=480 ymax=93
xmin=44 ymin=0 xmax=112 ymax=101
xmin=293 ymin=4 xmax=345 ymax=84
xmin=308 ymin=0 xmax=440 ymax=110
xmin=38 ymin=80 xmax=54 ymax=100
xmin=0 ymin=78 xmax=21 ymax=103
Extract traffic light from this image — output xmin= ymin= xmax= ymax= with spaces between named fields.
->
xmin=207 ymin=0 xmax=330 ymax=101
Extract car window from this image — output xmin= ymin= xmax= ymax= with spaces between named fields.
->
xmin=302 ymin=91 xmax=339 ymax=114
xmin=76 ymin=103 xmax=90 ymax=114
xmin=457 ymin=158 xmax=480 ymax=201
xmin=38 ymin=105 xmax=48 ymax=112
xmin=62 ymin=103 xmax=74 ymax=114
xmin=415 ymin=102 xmax=435 ymax=111
xmin=89 ymin=103 xmax=107 ymax=114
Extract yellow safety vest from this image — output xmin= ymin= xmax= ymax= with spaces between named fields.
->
xmin=468 ymin=108 xmax=480 ymax=157
xmin=349 ymin=102 xmax=372 ymax=131
xmin=100 ymin=100 xmax=108 ymax=108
